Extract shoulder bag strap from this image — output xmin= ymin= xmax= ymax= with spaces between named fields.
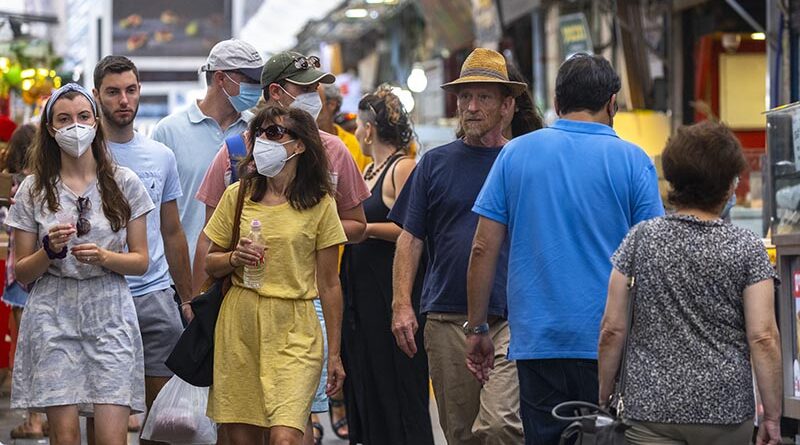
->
xmin=615 ymin=225 xmax=643 ymax=414
xmin=229 ymin=179 xmax=247 ymax=250
xmin=220 ymin=179 xmax=247 ymax=295
xmin=226 ymin=134 xmax=247 ymax=184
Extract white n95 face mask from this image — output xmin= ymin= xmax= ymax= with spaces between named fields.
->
xmin=253 ymin=138 xmax=299 ymax=178
xmin=280 ymin=85 xmax=323 ymax=120
xmin=54 ymin=123 xmax=96 ymax=158
xmin=291 ymin=92 xmax=323 ymax=120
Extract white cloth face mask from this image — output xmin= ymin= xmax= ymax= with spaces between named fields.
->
xmin=54 ymin=123 xmax=96 ymax=158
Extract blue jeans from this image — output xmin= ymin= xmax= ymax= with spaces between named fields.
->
xmin=516 ymin=359 xmax=598 ymax=445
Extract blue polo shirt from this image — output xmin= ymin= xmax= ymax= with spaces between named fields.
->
xmin=151 ymin=101 xmax=251 ymax=265
xmin=473 ymin=119 xmax=664 ymax=360
xmin=109 ymin=132 xmax=182 ymax=296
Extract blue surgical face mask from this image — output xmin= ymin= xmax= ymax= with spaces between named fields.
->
xmin=223 ymin=73 xmax=262 ymax=112
xmin=721 ymin=177 xmax=739 ymax=219
xmin=721 ymin=193 xmax=736 ymax=219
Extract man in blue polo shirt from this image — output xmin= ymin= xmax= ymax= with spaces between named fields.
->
xmin=151 ymin=39 xmax=264 ymax=272
xmin=465 ymin=53 xmax=664 ymax=445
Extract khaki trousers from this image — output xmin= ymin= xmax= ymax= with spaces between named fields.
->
xmin=424 ymin=312 xmax=524 ymax=445
xmin=626 ymin=418 xmax=754 ymax=445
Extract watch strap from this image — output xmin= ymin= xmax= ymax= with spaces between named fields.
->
xmin=463 ymin=321 xmax=489 ymax=336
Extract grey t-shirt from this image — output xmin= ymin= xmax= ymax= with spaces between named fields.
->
xmin=6 ymin=167 xmax=154 ymax=280
xmin=612 ymin=214 xmax=777 ymax=424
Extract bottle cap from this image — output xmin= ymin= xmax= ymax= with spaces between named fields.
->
xmin=250 ymin=219 xmax=261 ymax=229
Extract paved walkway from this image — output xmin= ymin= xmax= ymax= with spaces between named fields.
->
xmin=0 ymin=392 xmax=445 ymax=444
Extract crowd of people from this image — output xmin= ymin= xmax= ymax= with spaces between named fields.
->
xmin=0 ymin=35 xmax=785 ymax=445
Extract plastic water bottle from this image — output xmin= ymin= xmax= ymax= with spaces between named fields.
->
xmin=242 ymin=219 xmax=265 ymax=289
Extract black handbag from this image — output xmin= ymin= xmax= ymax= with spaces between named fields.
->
xmin=553 ymin=401 xmax=628 ymax=445
xmin=165 ymin=182 xmax=247 ymax=387
xmin=552 ymin=227 xmax=644 ymax=445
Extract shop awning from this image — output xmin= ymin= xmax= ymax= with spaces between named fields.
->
xmin=497 ymin=0 xmax=541 ymax=26
xmin=416 ymin=0 xmax=474 ymax=51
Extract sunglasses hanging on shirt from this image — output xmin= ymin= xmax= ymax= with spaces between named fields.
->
xmin=77 ymin=196 xmax=92 ymax=237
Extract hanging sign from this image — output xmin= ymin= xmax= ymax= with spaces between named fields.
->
xmin=559 ymin=13 xmax=593 ymax=60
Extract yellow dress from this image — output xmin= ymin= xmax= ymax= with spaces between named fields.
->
xmin=203 ymin=183 xmax=347 ymax=431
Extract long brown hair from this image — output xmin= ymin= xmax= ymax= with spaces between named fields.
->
xmin=31 ymin=91 xmax=131 ymax=231
xmin=239 ymin=106 xmax=332 ymax=210
xmin=506 ymin=64 xmax=544 ymax=137
xmin=5 ymin=123 xmax=36 ymax=174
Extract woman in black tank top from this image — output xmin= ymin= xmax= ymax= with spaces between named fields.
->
xmin=340 ymin=87 xmax=434 ymax=445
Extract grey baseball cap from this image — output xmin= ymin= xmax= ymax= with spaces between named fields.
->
xmin=200 ymin=39 xmax=264 ymax=82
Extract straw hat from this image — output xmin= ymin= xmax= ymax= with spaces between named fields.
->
xmin=441 ymin=48 xmax=527 ymax=97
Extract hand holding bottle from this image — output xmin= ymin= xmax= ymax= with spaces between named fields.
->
xmin=241 ymin=220 xmax=266 ymax=289
xmin=231 ymin=237 xmax=264 ymax=267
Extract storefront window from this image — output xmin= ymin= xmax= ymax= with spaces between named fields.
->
xmin=766 ymin=103 xmax=800 ymax=237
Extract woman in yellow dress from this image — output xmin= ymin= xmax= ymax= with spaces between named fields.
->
xmin=204 ymin=106 xmax=347 ymax=445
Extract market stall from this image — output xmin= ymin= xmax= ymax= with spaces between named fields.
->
xmin=766 ymin=102 xmax=800 ymax=421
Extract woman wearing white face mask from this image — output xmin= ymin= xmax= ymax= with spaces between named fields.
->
xmin=5 ymin=83 xmax=154 ymax=445
xmin=204 ymin=106 xmax=347 ymax=445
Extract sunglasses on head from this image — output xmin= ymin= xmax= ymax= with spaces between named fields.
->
xmin=254 ymin=124 xmax=295 ymax=141
xmin=76 ymin=196 xmax=92 ymax=237
xmin=273 ymin=56 xmax=322 ymax=83
xmin=291 ymin=56 xmax=320 ymax=70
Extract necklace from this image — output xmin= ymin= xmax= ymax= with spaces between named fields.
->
xmin=364 ymin=150 xmax=399 ymax=181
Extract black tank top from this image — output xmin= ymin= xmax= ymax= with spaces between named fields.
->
xmin=363 ymin=154 xmax=403 ymax=224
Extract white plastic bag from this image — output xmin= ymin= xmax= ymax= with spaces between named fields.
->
xmin=141 ymin=375 xmax=217 ymax=444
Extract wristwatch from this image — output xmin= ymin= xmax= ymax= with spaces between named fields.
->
xmin=462 ymin=321 xmax=489 ymax=336
xmin=42 ymin=235 xmax=67 ymax=260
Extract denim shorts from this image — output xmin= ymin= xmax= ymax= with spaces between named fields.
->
xmin=2 ymin=281 xmax=29 ymax=308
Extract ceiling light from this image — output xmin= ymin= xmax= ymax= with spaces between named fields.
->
xmin=407 ymin=67 xmax=428 ymax=93
xmin=751 ymin=32 xmax=766 ymax=40
xmin=345 ymin=8 xmax=369 ymax=18
xmin=391 ymin=87 xmax=415 ymax=113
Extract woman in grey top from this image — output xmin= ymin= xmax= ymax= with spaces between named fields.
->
xmin=598 ymin=121 xmax=782 ymax=445
xmin=6 ymin=83 xmax=153 ymax=445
